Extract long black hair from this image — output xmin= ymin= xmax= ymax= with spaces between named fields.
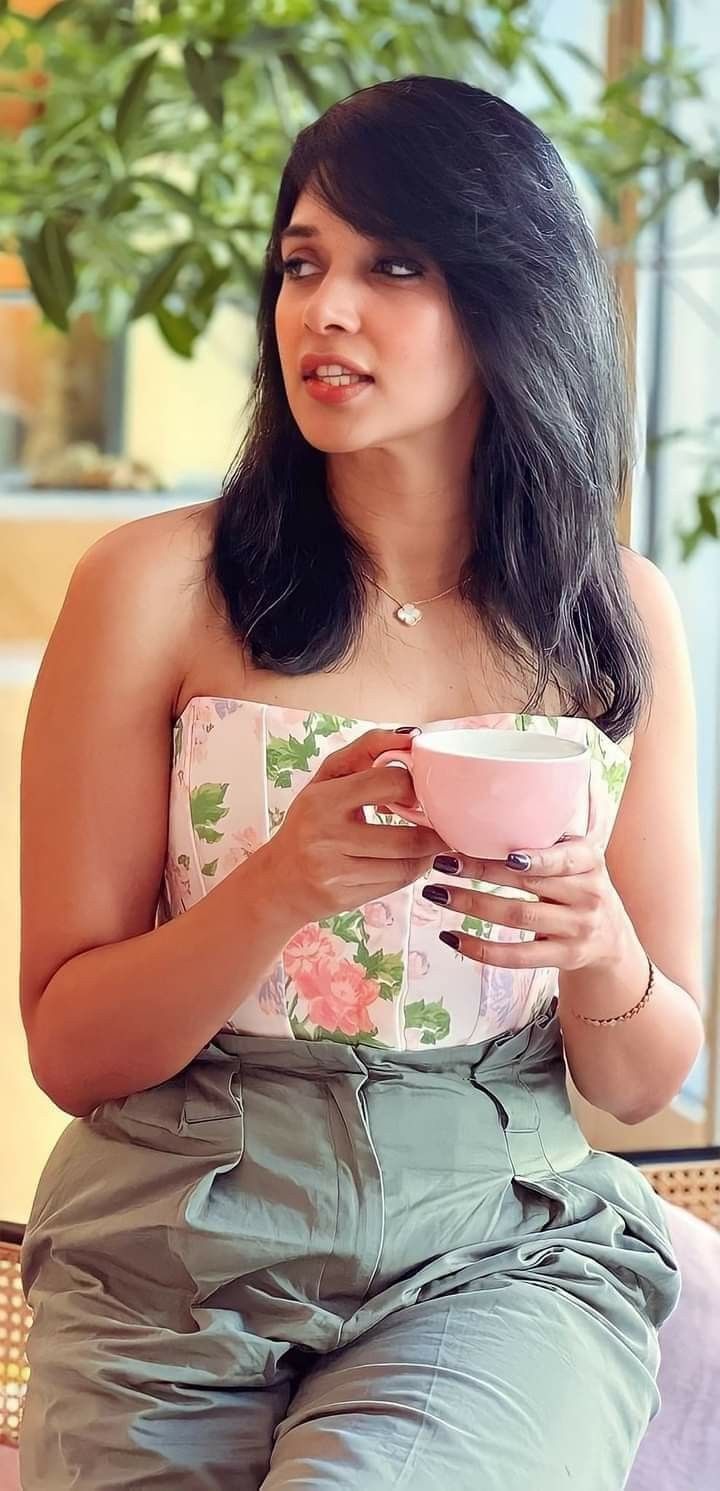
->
xmin=208 ymin=74 xmax=651 ymax=741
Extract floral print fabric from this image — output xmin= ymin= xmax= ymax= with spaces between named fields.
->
xmin=156 ymin=698 xmax=631 ymax=1049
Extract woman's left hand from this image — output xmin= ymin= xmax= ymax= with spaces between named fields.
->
xmin=427 ymin=836 xmax=633 ymax=971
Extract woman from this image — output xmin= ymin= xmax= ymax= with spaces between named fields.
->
xmin=19 ymin=75 xmax=704 ymax=1490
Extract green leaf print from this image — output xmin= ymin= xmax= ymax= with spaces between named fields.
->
xmin=461 ymin=915 xmax=494 ymax=937
xmin=201 ymin=859 xmax=219 ymax=878
xmin=356 ymin=948 xmax=404 ymax=1000
xmin=266 ymin=730 xmax=320 ymax=786
xmin=546 ymin=716 xmax=559 ymax=733
xmin=602 ymin=760 xmax=628 ymax=803
xmin=312 ymin=1025 xmax=388 ymax=1047
xmin=319 ymin=910 xmax=367 ymax=944
xmin=306 ymin=713 xmax=355 ymax=737
xmin=404 ymin=999 xmax=451 ymax=1046
xmin=288 ymin=1009 xmax=315 ymax=1041
xmin=190 ymin=782 xmax=230 ymax=843
xmin=515 ymin=714 xmax=531 ymax=731
xmin=172 ymin=716 xmax=183 ymax=767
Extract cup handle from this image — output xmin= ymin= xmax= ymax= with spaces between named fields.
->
xmin=371 ymin=749 xmax=432 ymax=828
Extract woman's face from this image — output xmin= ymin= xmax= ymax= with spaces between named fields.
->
xmin=274 ymin=189 xmax=484 ymax=455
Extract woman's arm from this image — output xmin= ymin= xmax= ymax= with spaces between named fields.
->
xmin=20 ymin=512 xmax=299 ymax=1119
xmin=557 ymin=548 xmax=705 ymax=1122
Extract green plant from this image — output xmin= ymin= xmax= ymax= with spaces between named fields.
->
xmin=0 ymin=0 xmax=718 ymax=540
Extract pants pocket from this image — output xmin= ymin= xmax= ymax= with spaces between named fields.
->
xmin=111 ymin=1061 xmax=245 ymax=1155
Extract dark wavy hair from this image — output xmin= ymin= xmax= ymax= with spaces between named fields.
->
xmin=208 ymin=74 xmax=651 ymax=741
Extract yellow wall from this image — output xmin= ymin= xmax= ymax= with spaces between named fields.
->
xmin=1 ymin=518 xmax=124 ymax=1224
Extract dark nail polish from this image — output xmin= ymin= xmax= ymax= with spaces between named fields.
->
xmin=395 ymin=726 xmax=422 ymax=735
xmin=439 ymin=930 xmax=460 ymax=950
xmin=422 ymin=884 xmax=449 ymax=905
xmin=506 ymin=852 xmax=532 ymax=871
xmin=433 ymin=854 xmax=460 ymax=875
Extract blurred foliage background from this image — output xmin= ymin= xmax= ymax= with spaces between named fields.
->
xmin=0 ymin=0 xmax=718 ymax=549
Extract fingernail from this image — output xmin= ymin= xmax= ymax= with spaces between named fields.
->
xmin=506 ymin=852 xmax=532 ymax=871
xmin=395 ymin=726 xmax=422 ymax=735
xmin=422 ymin=884 xmax=449 ymax=905
xmin=433 ymin=854 xmax=461 ymax=875
xmin=439 ymin=930 xmax=460 ymax=950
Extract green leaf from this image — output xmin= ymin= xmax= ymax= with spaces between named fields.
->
xmin=312 ymin=1025 xmax=385 ymax=1048
xmin=357 ymin=949 xmax=403 ymax=998
xmin=132 ymin=173 xmax=206 ymax=220
xmin=305 ymin=713 xmax=353 ymax=736
xmin=183 ymin=42 xmax=235 ymax=128
xmin=527 ymin=54 xmax=569 ymax=110
xmin=699 ymin=492 xmax=720 ymax=536
xmin=128 ymin=242 xmax=193 ymax=320
xmin=98 ymin=180 xmax=142 ymax=219
xmin=461 ymin=915 xmax=493 ymax=937
xmin=320 ymin=910 xmax=366 ymax=945
xmin=20 ymin=219 xmax=77 ymax=331
xmin=201 ymin=859 xmax=219 ymax=877
xmin=114 ymin=50 xmax=159 ymax=149
xmin=189 ymin=782 xmax=230 ymax=842
xmin=403 ymin=999 xmax=450 ymax=1046
xmin=266 ymin=730 xmax=320 ymax=782
xmin=557 ymin=41 xmax=603 ymax=78
xmin=154 ymin=305 xmax=198 ymax=358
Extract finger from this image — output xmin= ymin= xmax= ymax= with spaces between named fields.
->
xmin=424 ymin=884 xmax=576 ymax=936
xmin=438 ymin=931 xmax=569 ymax=968
xmin=504 ymin=837 xmax=602 ymax=878
xmin=337 ymin=763 xmax=421 ymax=810
xmin=315 ymin=729 xmax=419 ymax=781
xmin=347 ymin=822 xmax=447 ymax=859
xmin=434 ymin=854 xmax=600 ymax=905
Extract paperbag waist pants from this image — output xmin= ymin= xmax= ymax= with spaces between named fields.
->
xmin=20 ymin=998 xmax=680 ymax=1489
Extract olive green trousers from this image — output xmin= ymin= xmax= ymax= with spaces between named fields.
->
xmin=20 ymin=998 xmax=680 ymax=1488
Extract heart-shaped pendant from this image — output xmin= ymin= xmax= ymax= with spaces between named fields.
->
xmin=396 ymin=603 xmax=422 ymax=626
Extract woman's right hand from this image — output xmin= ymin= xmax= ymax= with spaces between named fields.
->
xmin=258 ymin=729 xmax=448 ymax=930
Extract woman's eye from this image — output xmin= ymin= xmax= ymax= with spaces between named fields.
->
xmin=280 ymin=256 xmax=421 ymax=279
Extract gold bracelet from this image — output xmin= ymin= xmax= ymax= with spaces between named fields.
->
xmin=570 ymin=956 xmax=655 ymax=1026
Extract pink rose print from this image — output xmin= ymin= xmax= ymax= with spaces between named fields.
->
xmin=408 ymin=950 xmax=429 ymax=979
xmin=412 ymin=886 xmax=443 ymax=925
xmin=190 ymin=701 xmax=216 ymax=763
xmin=165 ymin=855 xmax=192 ymax=912
xmin=222 ymin=825 xmax=263 ymax=871
xmin=295 ymin=957 xmax=379 ymax=1036
xmin=364 ymin=900 xmax=394 ymax=929
xmin=271 ymin=707 xmax=314 ymax=727
xmin=284 ymin=925 xmax=338 ymax=980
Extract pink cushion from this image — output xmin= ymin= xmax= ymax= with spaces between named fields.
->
xmin=627 ymin=1199 xmax=720 ymax=1491
xmin=0 ymin=1444 xmax=20 ymax=1491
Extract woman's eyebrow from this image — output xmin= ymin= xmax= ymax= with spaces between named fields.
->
xmin=279 ymin=223 xmax=322 ymax=245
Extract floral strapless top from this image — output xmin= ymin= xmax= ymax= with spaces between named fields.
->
xmin=156 ymin=697 xmax=631 ymax=1050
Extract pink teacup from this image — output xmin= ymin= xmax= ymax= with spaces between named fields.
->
xmin=373 ymin=728 xmax=590 ymax=859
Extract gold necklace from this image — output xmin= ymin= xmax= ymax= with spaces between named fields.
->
xmin=360 ymin=571 xmax=462 ymax=627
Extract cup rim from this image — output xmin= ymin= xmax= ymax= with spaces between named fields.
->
xmin=413 ymin=728 xmax=589 ymax=763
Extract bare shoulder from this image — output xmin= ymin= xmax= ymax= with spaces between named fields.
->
xmin=78 ymin=497 xmax=216 ymax=611
xmin=19 ymin=497 xmax=221 ymax=1045
xmin=618 ymin=544 xmax=695 ymax=737
xmin=76 ymin=499 xmax=218 ymax=688
xmin=619 ymin=545 xmax=683 ymax=640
